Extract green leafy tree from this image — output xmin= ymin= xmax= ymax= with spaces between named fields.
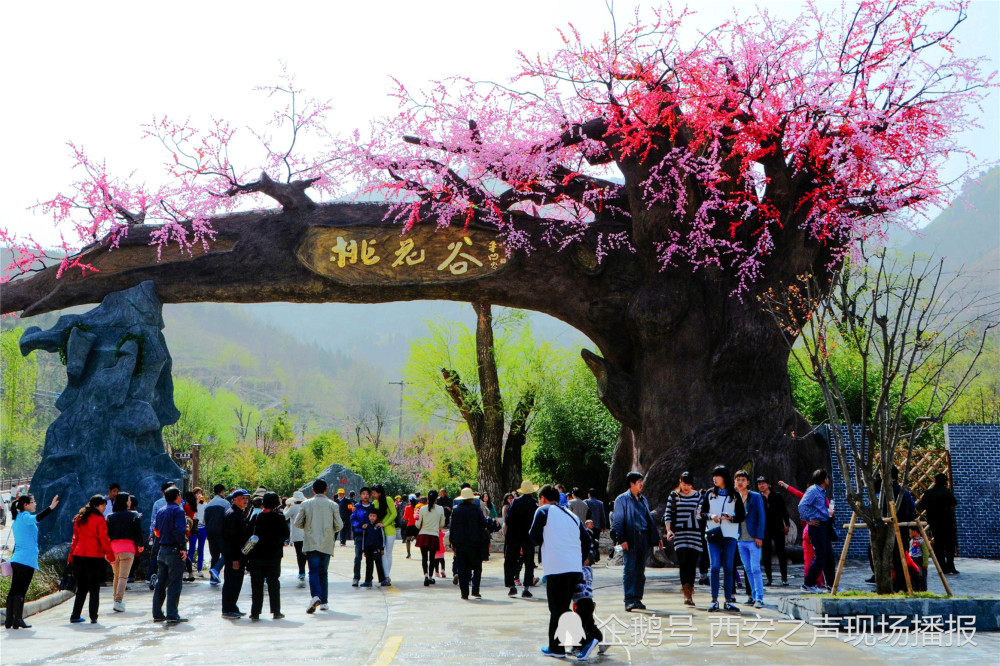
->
xmin=403 ymin=305 xmax=554 ymax=503
xmin=0 ymin=328 xmax=42 ymax=477
xmin=528 ymin=355 xmax=618 ymax=495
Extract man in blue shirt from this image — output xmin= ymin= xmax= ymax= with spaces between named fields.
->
xmin=798 ymin=469 xmax=834 ymax=593
xmin=611 ymin=472 xmax=664 ymax=612
xmin=151 ymin=487 xmax=188 ymax=624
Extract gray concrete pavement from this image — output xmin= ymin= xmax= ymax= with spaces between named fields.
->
xmin=1 ymin=543 xmax=996 ymax=665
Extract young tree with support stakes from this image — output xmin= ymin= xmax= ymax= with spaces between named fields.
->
xmin=2 ymin=2 xmax=993 ymax=511
xmin=761 ymin=248 xmax=998 ymax=594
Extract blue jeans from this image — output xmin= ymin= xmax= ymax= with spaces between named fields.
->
xmin=737 ymin=540 xmax=764 ymax=601
xmin=189 ymin=526 xmax=206 ymax=571
xmin=354 ymin=539 xmax=364 ymax=581
xmin=622 ymin=538 xmax=649 ymax=605
xmin=151 ymin=546 xmax=185 ymax=619
xmin=306 ymin=551 xmax=330 ymax=604
xmin=708 ymin=537 xmax=738 ymax=603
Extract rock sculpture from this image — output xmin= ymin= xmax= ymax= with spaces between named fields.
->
xmin=20 ymin=281 xmax=182 ymax=551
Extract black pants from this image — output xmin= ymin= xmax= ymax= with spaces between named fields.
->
xmin=364 ymin=549 xmax=386 ymax=583
xmin=929 ymin=520 xmax=957 ymax=572
xmin=762 ymin=531 xmax=788 ymax=583
xmin=503 ymin=539 xmax=534 ymax=587
xmin=207 ymin=533 xmax=224 ymax=572
xmin=545 ymin=572 xmax=581 ymax=655
xmin=676 ymin=547 xmax=700 ymax=586
xmin=589 ymin=529 xmax=601 ymax=561
xmin=71 ymin=556 xmax=106 ymax=620
xmin=420 ymin=546 xmax=435 ymax=577
xmin=293 ymin=541 xmax=307 ymax=576
xmin=804 ymin=521 xmax=835 ymax=588
xmin=698 ymin=533 xmax=709 ymax=576
xmin=249 ymin=559 xmax=281 ymax=615
xmin=221 ymin=557 xmax=245 ymax=613
xmin=576 ymin=597 xmax=603 ymax=644
xmin=8 ymin=562 xmax=33 ymax=597
xmin=454 ymin=545 xmax=482 ymax=598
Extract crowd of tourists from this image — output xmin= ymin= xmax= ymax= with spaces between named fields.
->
xmin=2 ymin=465 xmax=959 ymax=660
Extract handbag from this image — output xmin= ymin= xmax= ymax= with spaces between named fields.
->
xmin=705 ymin=526 xmax=725 ymax=545
xmin=59 ymin=566 xmax=77 ymax=592
xmin=0 ymin=528 xmax=13 ymax=577
xmin=241 ymin=517 xmax=259 ymax=555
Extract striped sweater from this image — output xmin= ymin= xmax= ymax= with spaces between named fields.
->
xmin=665 ymin=490 xmax=704 ymax=552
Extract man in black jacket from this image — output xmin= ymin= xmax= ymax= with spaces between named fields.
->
xmin=757 ymin=477 xmax=790 ymax=586
xmin=247 ymin=492 xmax=290 ymax=620
xmin=584 ymin=490 xmax=606 ymax=562
xmin=203 ymin=484 xmax=230 ymax=585
xmin=917 ymin=473 xmax=959 ymax=574
xmin=221 ymin=489 xmax=250 ymax=618
xmin=504 ymin=480 xmax=539 ymax=598
xmin=450 ymin=488 xmax=488 ymax=600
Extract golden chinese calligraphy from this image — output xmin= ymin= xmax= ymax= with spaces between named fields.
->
xmin=296 ymin=225 xmax=511 ymax=285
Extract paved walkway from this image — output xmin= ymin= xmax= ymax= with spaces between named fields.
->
xmin=1 ymin=544 xmax=996 ymax=664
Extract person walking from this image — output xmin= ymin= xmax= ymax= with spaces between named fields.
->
xmin=283 ymin=491 xmax=308 ymax=584
xmin=664 ymin=472 xmax=703 ymax=607
xmin=107 ymin=492 xmax=143 ymax=613
xmin=611 ymin=472 xmax=663 ymax=612
xmin=371 ymin=484 xmax=397 ymax=584
xmin=4 ymin=493 xmax=58 ymax=629
xmin=701 ymin=465 xmax=745 ymax=613
xmin=191 ymin=488 xmax=208 ymax=578
xmin=529 ymin=484 xmax=591 ymax=659
xmin=917 ymin=473 xmax=959 ymax=574
xmin=350 ymin=487 xmax=375 ymax=587
xmin=572 ymin=553 xmax=603 ymax=661
xmin=294 ymin=478 xmax=344 ymax=614
xmin=734 ymin=470 xmax=766 ymax=608
xmin=68 ymin=495 xmax=116 ymax=624
xmin=799 ymin=469 xmax=835 ymax=594
xmin=203 ymin=484 xmax=230 ymax=586
xmin=505 ymin=480 xmax=539 ymax=598
xmin=415 ymin=489 xmax=446 ymax=586
xmin=567 ymin=489 xmax=590 ymax=523
xmin=182 ymin=491 xmax=199 ymax=582
xmin=151 ymin=487 xmax=189 ymax=624
xmin=359 ymin=509 xmax=388 ymax=587
xmin=584 ymin=490 xmax=606 ymax=563
xmin=221 ymin=488 xmax=251 ymax=618
xmin=757 ymin=477 xmax=790 ymax=586
xmin=403 ymin=495 xmax=418 ymax=559
xmin=247 ymin=492 xmax=289 ymax=620
xmin=450 ymin=487 xmax=488 ymax=599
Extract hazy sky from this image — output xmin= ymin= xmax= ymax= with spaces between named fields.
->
xmin=2 ymin=0 xmax=997 ymax=246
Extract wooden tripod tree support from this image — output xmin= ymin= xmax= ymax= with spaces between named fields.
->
xmin=831 ymin=512 xmax=953 ymax=597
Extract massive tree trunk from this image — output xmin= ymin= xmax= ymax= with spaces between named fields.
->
xmin=2 ymin=200 xmax=827 ymax=514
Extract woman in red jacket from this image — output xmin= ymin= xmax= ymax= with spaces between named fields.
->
xmin=68 ymin=495 xmax=115 ymax=623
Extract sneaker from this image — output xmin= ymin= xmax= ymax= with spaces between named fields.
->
xmin=152 ymin=616 xmax=166 ymax=622
xmin=522 ymin=589 xmax=533 ymax=599
xmin=625 ymin=603 xmax=636 ymax=612
xmin=724 ymin=602 xmax=740 ymax=613
xmin=781 ymin=580 xmax=790 ymax=586
xmin=210 ymin=569 xmax=220 ymax=584
xmin=754 ymin=600 xmax=764 ymax=609
xmin=746 ymin=596 xmax=754 ymax=605
xmin=352 ymin=579 xmax=360 ymax=588
xmin=197 ymin=570 xmax=205 ymax=578
xmin=113 ymin=601 xmax=126 ymax=613
xmin=273 ymin=613 xmax=285 ymax=619
xmin=306 ymin=597 xmax=321 ymax=614
xmin=381 ymin=581 xmax=392 ymax=587
xmin=508 ymin=586 xmax=518 ymax=597
xmin=148 ymin=573 xmax=157 ymax=591
xmin=221 ymin=612 xmax=241 ymax=619
xmin=707 ymin=601 xmax=720 ymax=612
xmin=541 ymin=647 xmax=566 ymax=659
xmin=597 ymin=643 xmax=609 ymax=655
xmin=70 ymin=617 xmax=86 ymax=623
xmin=319 ymin=604 xmax=329 ymax=611
xmin=633 ymin=601 xmax=646 ymax=610
xmin=533 ymin=577 xmax=540 ymax=586
xmin=820 ymin=585 xmax=832 ymax=593
xmin=167 ymin=616 xmax=188 ymax=624
xmin=577 ymin=638 xmax=599 ymax=661
xmin=800 ymin=585 xmax=821 ymax=594
xmin=360 ymin=581 xmax=373 ymax=588
xmin=424 ymin=577 xmax=432 ymax=587
xmin=297 ymin=573 xmax=305 ymax=581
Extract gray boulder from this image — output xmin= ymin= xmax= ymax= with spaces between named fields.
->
xmin=300 ymin=463 xmax=366 ymax=499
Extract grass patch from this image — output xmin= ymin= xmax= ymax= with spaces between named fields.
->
xmin=816 ymin=590 xmax=962 ymax=599
xmin=0 ymin=559 xmax=62 ymax=606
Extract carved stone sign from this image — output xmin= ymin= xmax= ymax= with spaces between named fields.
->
xmin=296 ymin=224 xmax=510 ymax=285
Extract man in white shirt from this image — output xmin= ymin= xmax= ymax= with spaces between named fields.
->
xmin=529 ymin=484 xmax=591 ymax=659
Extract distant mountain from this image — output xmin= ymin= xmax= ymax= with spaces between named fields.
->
xmin=895 ymin=167 xmax=1000 ymax=277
